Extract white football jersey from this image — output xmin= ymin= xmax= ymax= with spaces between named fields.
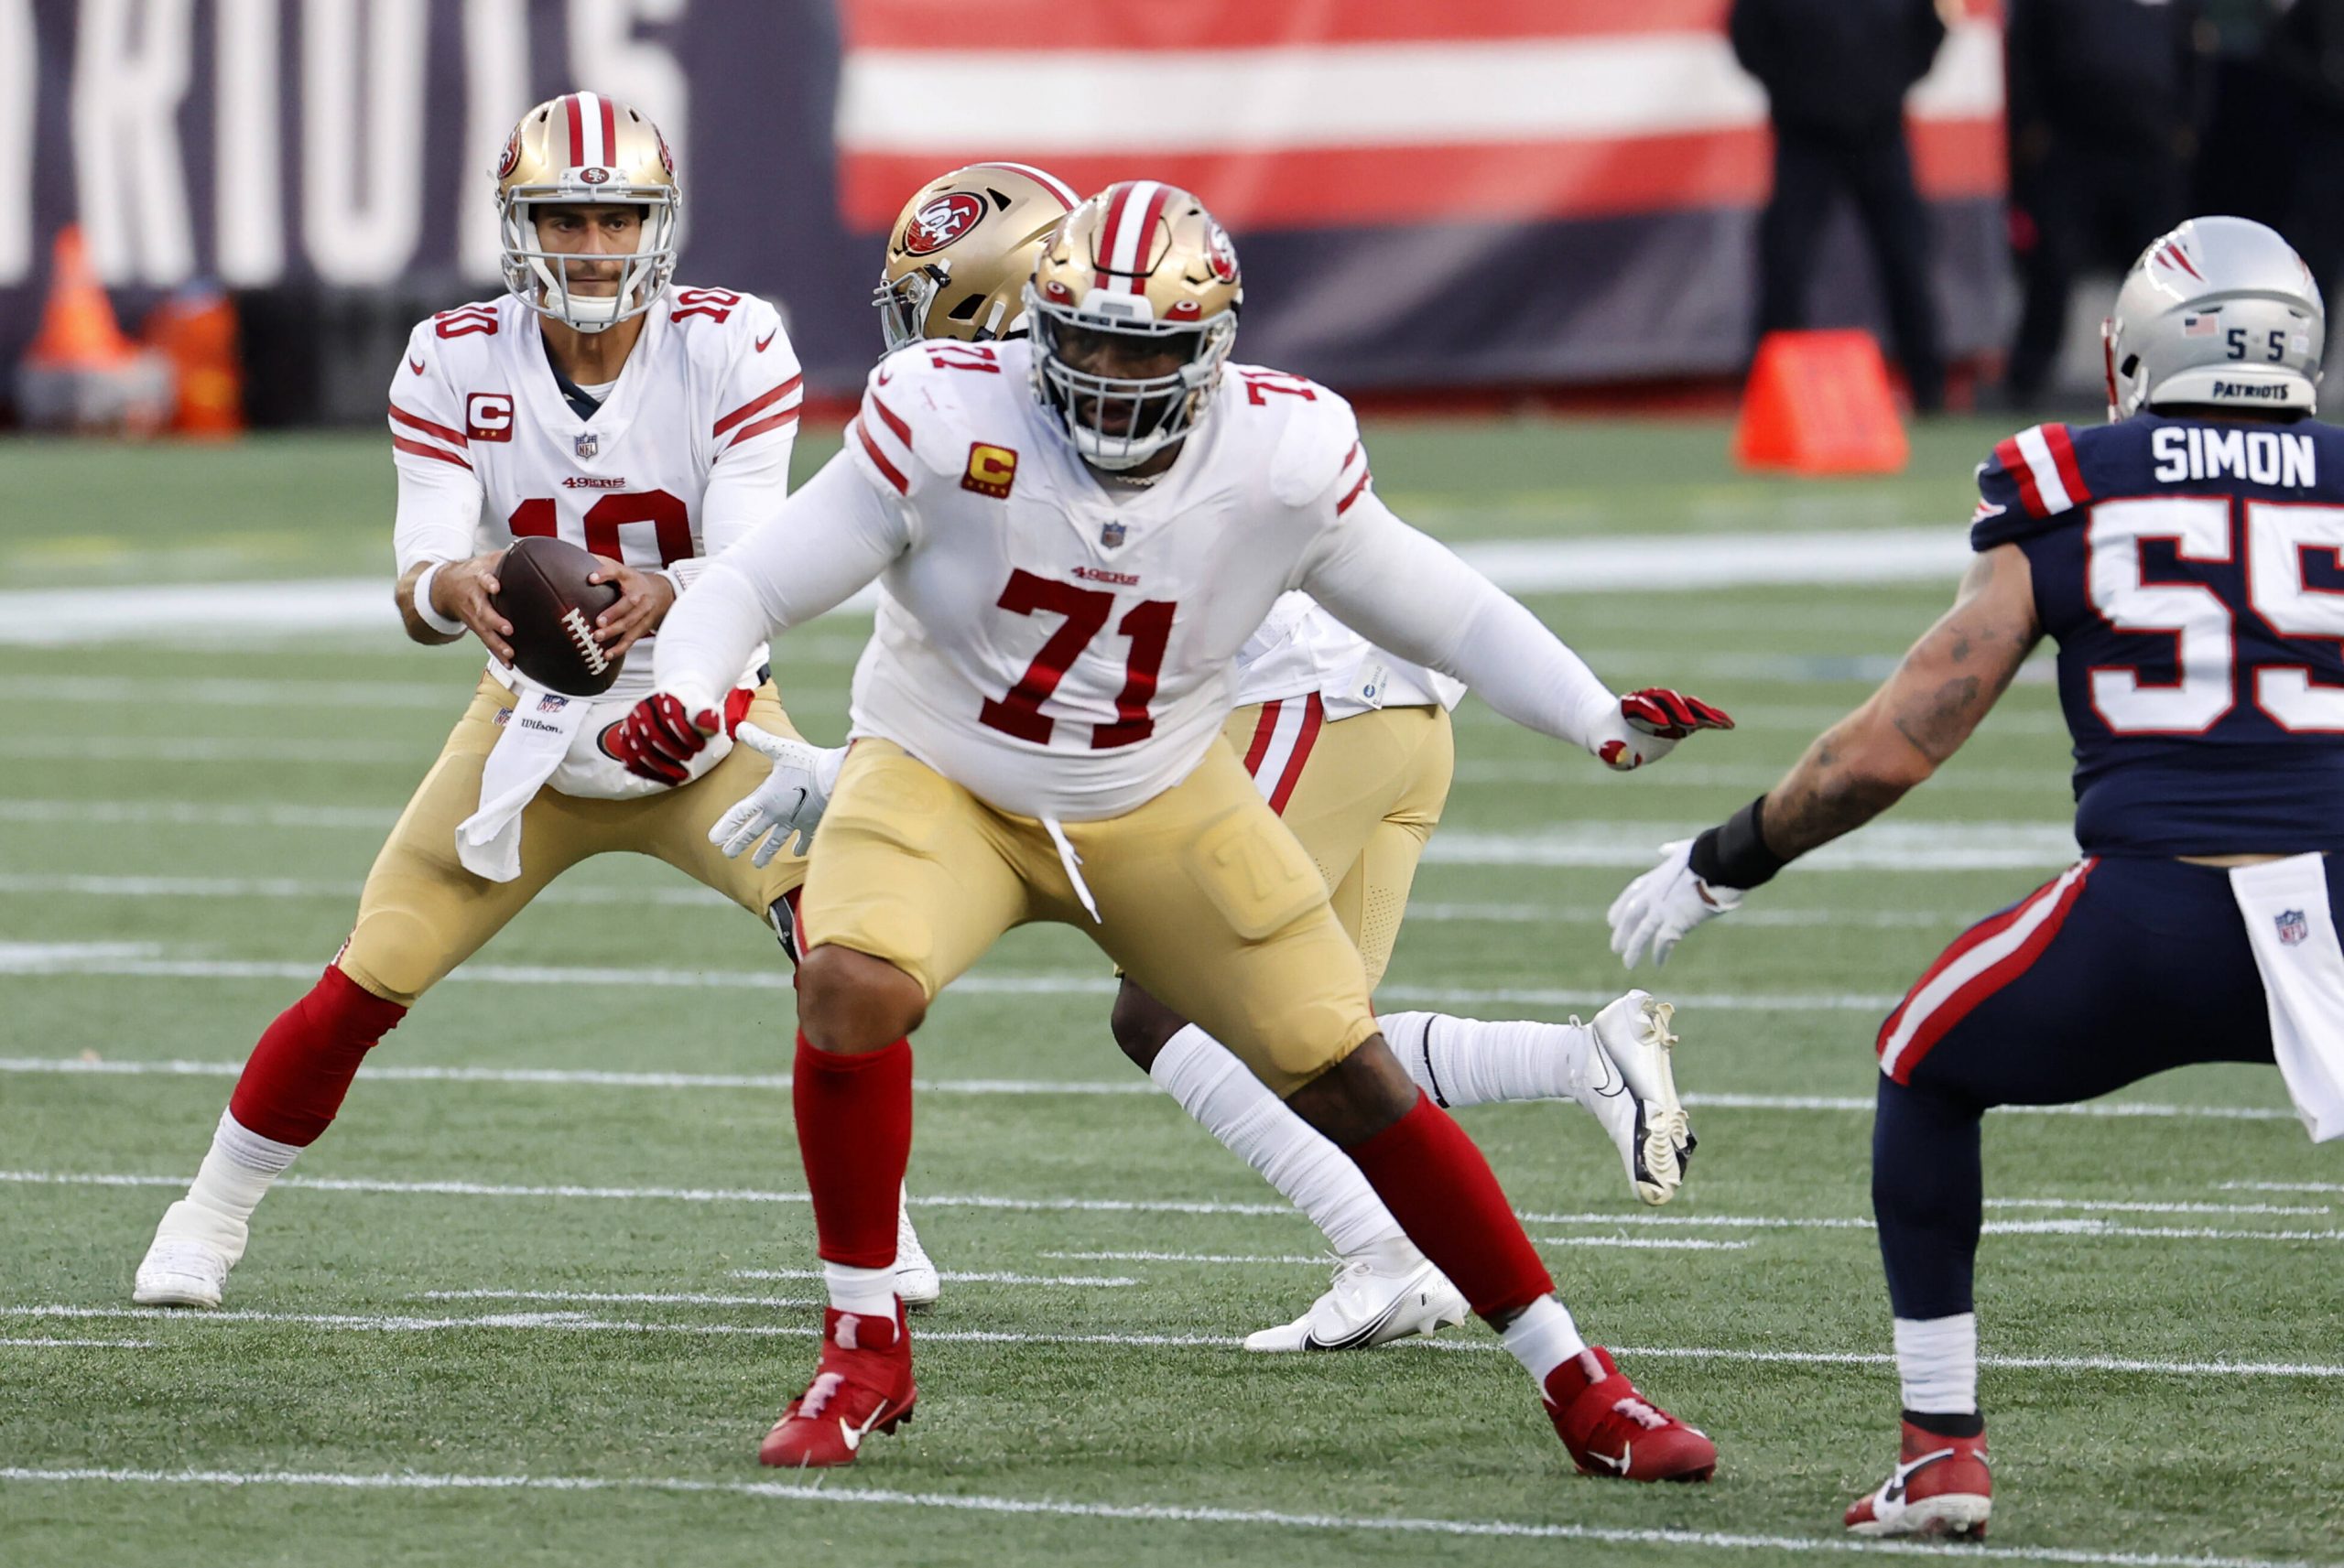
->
xmin=1234 ymin=593 xmax=1465 ymax=718
xmin=387 ymin=285 xmax=802 ymax=701
xmin=836 ymin=341 xmax=1384 ymax=819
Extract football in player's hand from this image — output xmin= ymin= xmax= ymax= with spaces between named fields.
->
xmin=491 ymin=535 xmax=624 ymax=696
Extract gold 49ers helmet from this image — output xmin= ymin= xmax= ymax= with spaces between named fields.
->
xmin=874 ymin=162 xmax=1079 ymax=351
xmin=496 ymin=92 xmax=680 ymax=334
xmin=1024 ymin=180 xmax=1243 ymax=470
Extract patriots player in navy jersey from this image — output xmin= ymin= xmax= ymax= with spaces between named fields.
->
xmin=1608 ymin=217 xmax=2344 ymax=1540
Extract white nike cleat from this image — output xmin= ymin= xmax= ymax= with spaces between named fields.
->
xmin=131 ymin=1201 xmax=244 ymax=1308
xmin=1583 ymin=990 xmax=1695 ymax=1206
xmin=894 ymin=1187 xmax=940 ymax=1309
xmin=1243 ymin=1242 xmax=1470 ymax=1352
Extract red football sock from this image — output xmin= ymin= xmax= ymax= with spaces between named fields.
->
xmin=1346 ymin=1091 xmax=1556 ymax=1323
xmin=227 ymin=966 xmax=409 ymax=1146
xmin=793 ymin=1031 xmax=913 ymax=1269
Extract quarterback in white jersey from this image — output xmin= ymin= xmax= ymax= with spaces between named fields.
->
xmin=714 ymin=163 xmax=1714 ymax=1361
xmin=630 ymin=180 xmax=1732 ymax=1480
xmin=128 ymin=92 xmax=942 ymax=1314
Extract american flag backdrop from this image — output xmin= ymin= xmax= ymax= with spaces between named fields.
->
xmin=834 ymin=0 xmax=2003 ymax=235
xmin=827 ymin=0 xmax=2010 ymax=388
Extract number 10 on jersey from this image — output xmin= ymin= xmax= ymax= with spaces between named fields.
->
xmin=978 ymin=568 xmax=1176 ymax=749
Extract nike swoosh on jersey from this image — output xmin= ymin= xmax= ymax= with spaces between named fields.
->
xmin=408 ymin=356 xmax=426 ymax=374
xmin=754 ymin=329 xmax=777 ymax=352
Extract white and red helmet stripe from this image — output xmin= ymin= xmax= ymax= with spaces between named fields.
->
xmin=1094 ymin=179 xmax=1170 ymax=296
xmin=562 ymin=91 xmax=618 ymax=168
xmin=968 ymin=161 xmax=1079 ymax=207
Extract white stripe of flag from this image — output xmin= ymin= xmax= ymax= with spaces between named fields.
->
xmin=2013 ymin=425 xmax=2073 ymax=514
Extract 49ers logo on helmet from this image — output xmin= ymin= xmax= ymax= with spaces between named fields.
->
xmin=496 ymin=127 xmax=522 ymax=180
xmin=581 ymin=167 xmax=610 ymax=185
xmin=904 ymin=192 xmax=985 ymax=256
xmin=1204 ymin=222 xmax=1240 ymax=285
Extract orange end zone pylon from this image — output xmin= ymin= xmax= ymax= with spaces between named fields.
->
xmin=1732 ymin=329 xmax=1909 ymax=475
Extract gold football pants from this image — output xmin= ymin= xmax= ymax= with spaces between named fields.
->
xmin=797 ymin=735 xmax=1386 ymax=1096
xmin=1221 ymin=697 xmax=1452 ymax=989
xmin=334 ymin=674 xmax=807 ymax=1007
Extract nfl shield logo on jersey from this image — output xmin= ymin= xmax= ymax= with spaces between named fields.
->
xmin=1101 ymin=520 xmax=1126 ymax=549
xmin=2277 ymin=909 xmax=2310 ymax=946
xmin=575 ymin=431 xmax=599 ymax=460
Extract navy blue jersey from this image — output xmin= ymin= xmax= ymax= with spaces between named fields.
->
xmin=1970 ymin=414 xmax=2344 ymax=856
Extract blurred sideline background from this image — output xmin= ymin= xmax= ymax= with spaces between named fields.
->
xmin=15 ymin=0 xmax=2317 ymax=434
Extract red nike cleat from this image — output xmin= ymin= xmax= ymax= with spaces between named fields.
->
xmin=758 ymin=1304 xmax=917 ymax=1468
xmin=1845 ymin=1419 xmax=1991 ymax=1539
xmin=1542 ymin=1346 xmax=1717 ymax=1482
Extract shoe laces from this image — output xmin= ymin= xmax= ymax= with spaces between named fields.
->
xmin=1612 ymin=1393 xmax=1671 ymax=1432
xmin=798 ymin=1370 xmax=846 ymax=1420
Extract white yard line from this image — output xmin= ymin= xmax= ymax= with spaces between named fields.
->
xmin=8 ymin=1307 xmax=2343 ymax=1387
xmin=2219 ymin=1181 xmax=2344 ymax=1194
xmin=0 ymin=799 xmax=2085 ymax=873
xmin=0 ymin=1463 xmax=2319 ymax=1568
xmin=730 ymin=1268 xmax=1139 ymax=1288
xmin=0 ymin=1336 xmax=158 ymax=1348
xmin=5 ymin=1172 xmax=2330 ymax=1243
xmin=417 ymin=1290 xmax=819 ymax=1309
xmin=0 ymin=945 xmax=1911 ymax=1011
xmin=0 ymin=875 xmax=1972 ymax=931
xmin=0 ymin=736 xmax=427 ymax=764
xmin=0 ymin=1056 xmax=2302 ymax=1124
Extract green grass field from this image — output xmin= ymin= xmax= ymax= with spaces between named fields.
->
xmin=3 ymin=420 xmax=2339 ymax=1568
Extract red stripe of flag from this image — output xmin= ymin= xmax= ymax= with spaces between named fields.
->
xmin=564 ymin=94 xmax=585 ymax=165
xmin=866 ymin=389 xmax=913 ymax=447
xmin=1994 ymin=435 xmax=2046 ymax=517
xmin=841 ymin=0 xmax=1745 ymax=50
xmin=2044 ymin=423 xmax=2089 ymax=504
xmin=1241 ymin=699 xmax=1283 ymax=776
xmin=838 ymin=121 xmax=2002 ymax=234
xmin=388 ymin=403 xmax=467 ymax=447
xmin=713 ymin=375 xmax=804 ymax=439
xmin=852 ymin=417 xmax=908 ymax=493
xmin=598 ymin=95 xmax=619 ymax=165
xmin=725 ymin=408 xmax=800 ymax=449
xmin=1265 ymin=694 xmax=1325 ymax=815
xmin=393 ymin=435 xmax=472 ymax=472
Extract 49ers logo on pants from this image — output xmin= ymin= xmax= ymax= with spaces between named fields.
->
xmin=962 ymin=442 xmax=1018 ymax=499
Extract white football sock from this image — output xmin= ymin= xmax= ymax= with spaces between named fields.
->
xmin=1380 ymin=1011 xmax=1601 ymax=1108
xmin=1148 ymin=1023 xmax=1404 ymax=1259
xmin=163 ymin=1111 xmax=302 ymax=1267
xmin=823 ymin=1260 xmax=897 ymax=1317
xmin=1501 ymin=1294 xmax=1588 ymax=1390
xmin=185 ymin=1110 xmax=300 ymax=1221
xmin=1894 ymin=1313 xmax=1979 ymax=1414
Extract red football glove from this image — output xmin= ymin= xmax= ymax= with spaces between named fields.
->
xmin=1596 ymin=688 xmax=1736 ymax=771
xmin=615 ymin=692 xmax=722 ymax=784
xmin=1620 ymin=688 xmax=1735 ymax=741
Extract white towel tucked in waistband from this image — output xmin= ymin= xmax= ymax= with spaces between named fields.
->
xmin=2229 ymin=853 xmax=2344 ymax=1142
xmin=457 ymin=679 xmax=591 ymax=883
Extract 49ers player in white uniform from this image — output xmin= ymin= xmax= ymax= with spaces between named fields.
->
xmin=629 ymin=181 xmax=1731 ymax=1480
xmin=128 ymin=92 xmax=943 ymax=1308
xmin=724 ymin=162 xmax=1708 ymax=1356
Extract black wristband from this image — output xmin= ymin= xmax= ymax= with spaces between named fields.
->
xmin=1687 ymin=795 xmax=1789 ymax=891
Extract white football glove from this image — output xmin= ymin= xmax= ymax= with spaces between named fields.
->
xmin=709 ymin=726 xmax=846 ymax=866
xmin=1608 ymin=838 xmax=1743 ymax=969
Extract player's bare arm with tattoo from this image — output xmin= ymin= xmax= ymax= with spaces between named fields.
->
xmin=1610 ymin=545 xmax=2041 ymax=966
xmin=1762 ymin=545 xmax=2041 ymax=860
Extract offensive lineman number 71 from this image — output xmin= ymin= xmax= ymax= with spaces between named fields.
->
xmin=979 ymin=568 xmax=1176 ymax=750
